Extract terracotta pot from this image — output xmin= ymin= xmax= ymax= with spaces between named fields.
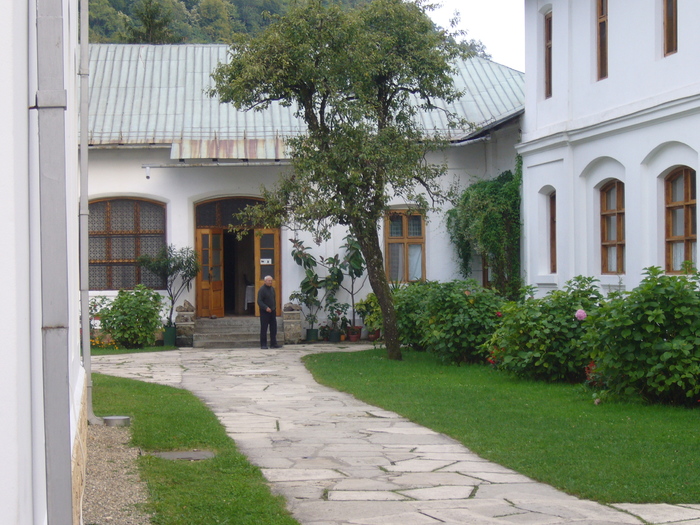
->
xmin=367 ymin=329 xmax=381 ymax=341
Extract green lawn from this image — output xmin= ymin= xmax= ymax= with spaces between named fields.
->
xmin=302 ymin=348 xmax=700 ymax=504
xmin=92 ymin=373 xmax=299 ymax=525
xmin=90 ymin=345 xmax=178 ymax=356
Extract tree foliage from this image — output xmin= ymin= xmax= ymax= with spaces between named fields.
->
xmin=210 ymin=0 xmax=469 ymax=359
xmin=89 ymin=0 xmax=493 ymax=52
xmin=447 ymin=156 xmax=523 ymax=299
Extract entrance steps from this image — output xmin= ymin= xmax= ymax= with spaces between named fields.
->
xmin=193 ymin=316 xmax=284 ymax=349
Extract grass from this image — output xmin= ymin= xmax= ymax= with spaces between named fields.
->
xmin=92 ymin=373 xmax=299 ymax=525
xmin=302 ymin=348 xmax=700 ymax=504
xmin=90 ymin=344 xmax=179 ymax=356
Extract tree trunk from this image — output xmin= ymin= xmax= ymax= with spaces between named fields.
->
xmin=352 ymin=222 xmax=402 ymax=360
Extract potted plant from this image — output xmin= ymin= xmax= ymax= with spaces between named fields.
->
xmin=355 ymin=292 xmax=382 ymax=341
xmin=289 ymin=289 xmax=322 ymax=342
xmin=137 ymin=244 xmax=200 ymax=346
xmin=324 ymin=295 xmax=349 ymax=343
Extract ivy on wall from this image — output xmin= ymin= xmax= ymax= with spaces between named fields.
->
xmin=447 ymin=156 xmax=523 ymax=299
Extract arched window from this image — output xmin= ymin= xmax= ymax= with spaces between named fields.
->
xmin=665 ymin=168 xmax=696 ymax=273
xmin=600 ymin=180 xmax=625 ymax=274
xmin=89 ymin=198 xmax=166 ymax=290
xmin=549 ymin=191 xmax=557 ymax=273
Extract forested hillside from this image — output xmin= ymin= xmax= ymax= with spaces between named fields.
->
xmin=89 ymin=0 xmax=491 ymax=59
xmin=89 ymin=0 xmax=362 ymax=43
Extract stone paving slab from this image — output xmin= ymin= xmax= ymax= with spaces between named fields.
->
xmin=92 ymin=345 xmax=696 ymax=525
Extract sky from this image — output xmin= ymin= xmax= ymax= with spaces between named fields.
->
xmin=428 ymin=0 xmax=525 ymax=72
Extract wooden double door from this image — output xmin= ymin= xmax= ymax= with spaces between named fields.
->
xmin=195 ymin=228 xmax=281 ymax=318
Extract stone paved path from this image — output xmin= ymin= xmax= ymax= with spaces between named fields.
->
xmin=92 ymin=345 xmax=700 ymax=525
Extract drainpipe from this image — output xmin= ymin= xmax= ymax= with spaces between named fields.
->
xmin=79 ymin=0 xmax=101 ymax=426
xmin=34 ymin=0 xmax=74 ymax=520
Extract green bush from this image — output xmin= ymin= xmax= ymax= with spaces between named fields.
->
xmin=393 ymin=281 xmax=435 ymax=351
xmin=486 ymin=276 xmax=603 ymax=382
xmin=395 ymin=280 xmax=506 ymax=364
xmin=586 ymin=267 xmax=700 ymax=406
xmin=99 ymin=285 xmax=164 ymax=349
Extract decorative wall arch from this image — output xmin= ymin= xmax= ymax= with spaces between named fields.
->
xmin=642 ymin=141 xmax=698 ymax=179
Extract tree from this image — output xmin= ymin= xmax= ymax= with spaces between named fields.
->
xmin=197 ymin=0 xmax=244 ymax=42
xmin=210 ymin=0 xmax=467 ymax=359
xmin=125 ymin=0 xmax=179 ymax=43
xmin=137 ymin=245 xmax=201 ymax=326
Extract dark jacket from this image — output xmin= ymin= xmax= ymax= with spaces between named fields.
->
xmin=257 ymin=284 xmax=276 ymax=312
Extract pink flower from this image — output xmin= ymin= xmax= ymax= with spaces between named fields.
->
xmin=496 ymin=311 xmax=502 ymax=318
xmin=575 ymin=309 xmax=587 ymax=321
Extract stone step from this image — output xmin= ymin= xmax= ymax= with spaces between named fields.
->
xmin=193 ymin=316 xmax=285 ymax=348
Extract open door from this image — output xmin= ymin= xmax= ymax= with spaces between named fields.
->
xmin=196 ymin=228 xmax=224 ymax=318
xmin=254 ymin=228 xmax=281 ymax=315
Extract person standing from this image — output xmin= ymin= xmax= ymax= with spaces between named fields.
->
xmin=257 ymin=275 xmax=281 ymax=349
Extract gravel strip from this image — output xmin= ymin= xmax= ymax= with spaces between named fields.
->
xmin=82 ymin=424 xmax=152 ymax=525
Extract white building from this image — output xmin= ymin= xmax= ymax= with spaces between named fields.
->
xmin=2 ymin=0 xmax=86 ymax=523
xmin=87 ymin=44 xmax=524 ymax=326
xmin=519 ymin=0 xmax=700 ymax=295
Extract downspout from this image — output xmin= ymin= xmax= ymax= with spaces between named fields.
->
xmin=34 ymin=0 xmax=74 ymax=521
xmin=79 ymin=0 xmax=101 ymax=425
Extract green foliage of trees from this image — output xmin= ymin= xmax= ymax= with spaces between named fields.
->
xmin=210 ymin=0 xmax=469 ymax=359
xmin=88 ymin=0 xmax=371 ymax=43
xmin=447 ymin=157 xmax=523 ymax=299
xmin=137 ymin=244 xmax=201 ymax=326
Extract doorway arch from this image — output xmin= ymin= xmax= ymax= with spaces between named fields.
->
xmin=194 ymin=198 xmax=281 ymax=318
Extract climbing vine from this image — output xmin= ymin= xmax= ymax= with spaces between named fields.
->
xmin=447 ymin=156 xmax=523 ymax=299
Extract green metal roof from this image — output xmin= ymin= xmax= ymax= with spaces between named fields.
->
xmin=89 ymin=44 xmax=524 ymax=159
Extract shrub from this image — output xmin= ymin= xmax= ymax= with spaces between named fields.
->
xmin=486 ymin=276 xmax=603 ymax=382
xmin=395 ymin=280 xmax=506 ymax=364
xmin=586 ymin=267 xmax=700 ymax=406
xmin=393 ymin=281 xmax=436 ymax=351
xmin=99 ymin=285 xmax=164 ymax=349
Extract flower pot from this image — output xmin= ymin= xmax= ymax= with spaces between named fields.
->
xmin=348 ymin=333 xmax=361 ymax=342
xmin=328 ymin=329 xmax=341 ymax=343
xmin=306 ymin=328 xmax=319 ymax=342
xmin=163 ymin=325 xmax=177 ymax=347
xmin=367 ymin=329 xmax=381 ymax=341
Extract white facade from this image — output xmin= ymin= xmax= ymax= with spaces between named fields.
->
xmin=519 ymin=0 xmax=700 ymax=295
xmin=87 ymin=46 xmax=524 ymax=323
xmin=89 ymin=118 xmax=521 ymax=318
xmin=2 ymin=0 xmax=85 ymax=522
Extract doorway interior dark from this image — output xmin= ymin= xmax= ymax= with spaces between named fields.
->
xmin=196 ymin=197 xmax=259 ymax=316
xmin=224 ymin=232 xmax=255 ymax=315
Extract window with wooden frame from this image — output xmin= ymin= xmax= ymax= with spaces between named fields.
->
xmin=600 ymin=180 xmax=625 ymax=274
xmin=549 ymin=192 xmax=557 ymax=273
xmin=597 ymin=0 xmax=608 ymax=80
xmin=664 ymin=0 xmax=678 ymax=56
xmin=385 ymin=211 xmax=425 ymax=282
xmin=544 ymin=11 xmax=553 ymax=98
xmin=88 ymin=198 xmax=166 ymax=290
xmin=665 ymin=168 xmax=696 ymax=273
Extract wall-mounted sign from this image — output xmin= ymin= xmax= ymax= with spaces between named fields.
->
xmin=260 ymin=258 xmax=272 ymax=265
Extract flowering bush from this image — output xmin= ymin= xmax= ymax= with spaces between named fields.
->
xmin=485 ymin=276 xmax=603 ymax=382
xmin=99 ymin=285 xmax=163 ymax=349
xmin=585 ymin=267 xmax=700 ymax=406
xmin=394 ymin=280 xmax=506 ymax=364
